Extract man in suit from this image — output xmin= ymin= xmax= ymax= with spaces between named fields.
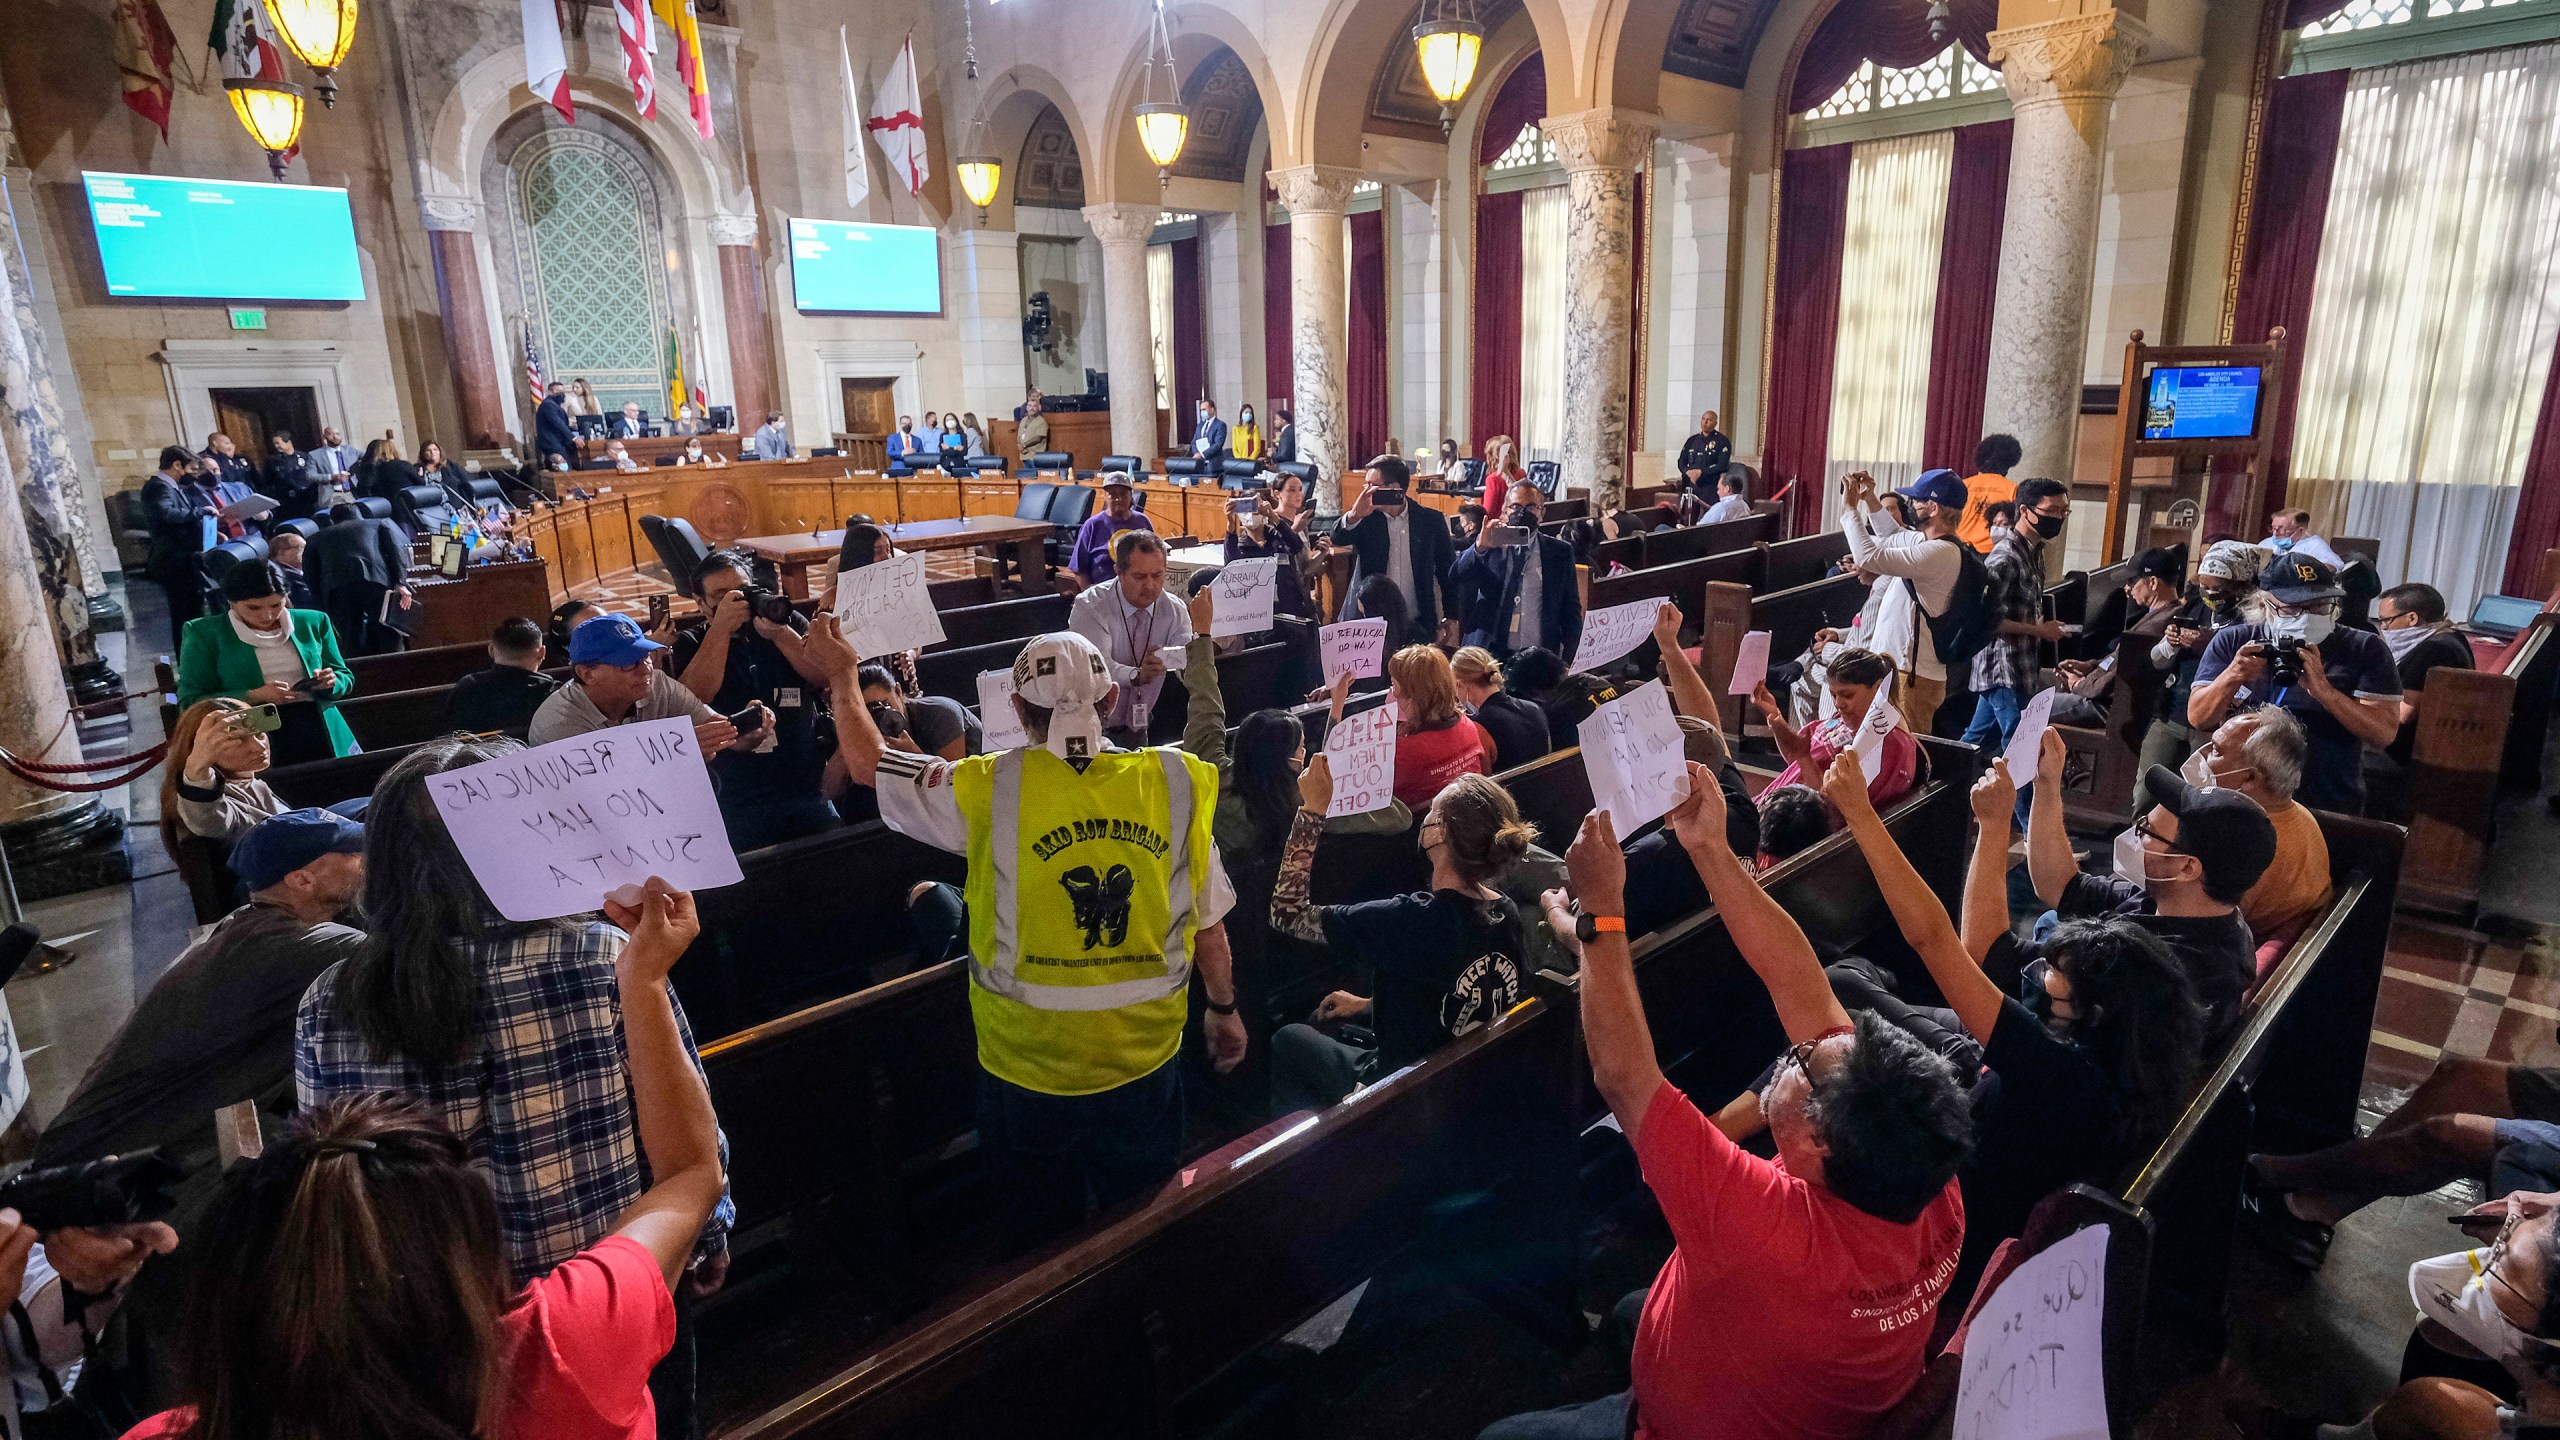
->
xmin=141 ymin=446 xmax=219 ymax=629
xmin=1268 ymin=407 xmax=1296 ymax=464
xmin=612 ymin=401 xmax=649 ymax=439
xmin=535 ymin=382 xmax=577 ymax=471
xmin=264 ymin=433 xmax=323 ymax=522
xmin=199 ymin=432 xmax=255 ymax=494
xmin=308 ymin=426 xmax=357 ymax=484
xmin=884 ymin=415 xmax=921 ymax=460
xmin=1449 ymin=488 xmax=1583 ymax=659
xmin=1339 ymin=454 xmax=1461 ymax=645
xmin=306 ymin=501 xmax=416 ymax=656
xmin=1190 ymin=399 xmax=1230 ymax=468
xmin=751 ymin=411 xmax=794 ymax=461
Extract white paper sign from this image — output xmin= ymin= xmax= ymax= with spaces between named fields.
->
xmin=1953 ymin=1224 xmax=2111 ymax=1440
xmin=1319 ymin=618 xmax=1389 ymax=683
xmin=2002 ymin=687 xmax=2058 ymax=789
xmin=1571 ymin=599 xmax=1665 ymax=673
xmin=1578 ymin=681 xmax=1693 ymax=834
xmin=1323 ymin=700 xmax=1400 ymax=817
xmin=1212 ymin=557 xmax=1280 ymax=638
xmin=1729 ymin=629 xmax=1773 ymax=695
xmin=1847 ymin=672 xmax=1902 ymax=775
xmin=976 ymin=669 xmax=1032 ymax=751
xmin=425 ymin=719 xmax=744 ymax=922
xmin=832 ymin=549 xmax=946 ymax=658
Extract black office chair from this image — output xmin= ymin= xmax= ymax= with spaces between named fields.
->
xmin=1027 ymin=451 xmax=1073 ymax=474
xmin=1454 ymin=458 xmax=1486 ymax=493
xmin=200 ymin=537 xmax=269 ymax=589
xmin=1099 ymin=455 xmax=1141 ymax=475
xmin=655 ymin=455 xmax=679 ymax=467
xmin=393 ymin=484 xmax=456 ymax=536
xmin=1526 ymin=459 xmax=1561 ymax=494
xmin=1044 ymin=484 xmax=1098 ymax=566
xmin=1163 ymin=457 xmax=1208 ymax=480
xmin=353 ymin=497 xmax=394 ymax=522
xmin=466 ymin=479 xmax=508 ymax=513
xmin=1273 ymin=461 xmax=1318 ymax=493
xmin=1722 ymin=461 xmax=1758 ymax=497
xmin=270 ymin=517 xmax=320 ymax=543
xmin=638 ymin=514 xmax=713 ymax=597
xmin=811 ymin=446 xmax=843 ymax=458
xmin=1014 ymin=482 xmax=1058 ymax=522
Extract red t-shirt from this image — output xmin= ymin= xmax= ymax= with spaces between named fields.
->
xmin=1768 ymin=715 xmax=1918 ymax=810
xmin=122 ymin=1236 xmax=675 ymax=1440
xmin=1629 ymin=1081 xmax=1964 ymax=1440
xmin=1393 ymin=714 xmax=1494 ymax=811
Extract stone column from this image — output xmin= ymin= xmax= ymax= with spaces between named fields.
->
xmin=1660 ymin=134 xmax=1736 ymax=456
xmin=1082 ymin=202 xmax=1163 ymax=463
xmin=711 ymin=213 xmax=774 ymax=434
xmin=1199 ymin=212 xmax=1249 ymax=420
xmin=1269 ymin=165 xmax=1362 ymax=513
xmin=0 ymin=181 xmax=108 ymax=699
xmin=1983 ymin=11 xmax=2150 ymax=483
xmin=421 ymin=196 xmax=508 ymax=453
xmin=1544 ymin=109 xmax=1659 ymax=511
xmin=1395 ymin=181 xmax=1445 ymax=460
xmin=949 ymin=228 xmax=1026 ymax=422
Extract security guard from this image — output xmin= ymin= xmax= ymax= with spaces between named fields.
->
xmin=809 ymin=618 xmax=1247 ymax=1250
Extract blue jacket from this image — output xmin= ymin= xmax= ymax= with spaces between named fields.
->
xmin=1451 ymin=534 xmax=1583 ymax=658
xmin=1190 ymin=415 xmax=1230 ymax=464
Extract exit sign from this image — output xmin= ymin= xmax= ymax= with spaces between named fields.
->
xmin=227 ymin=306 xmax=267 ymax=330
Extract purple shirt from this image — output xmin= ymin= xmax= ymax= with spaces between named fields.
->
xmin=1070 ymin=508 xmax=1156 ymax=582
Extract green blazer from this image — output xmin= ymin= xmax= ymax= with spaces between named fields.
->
xmin=175 ymin=609 xmax=359 ymax=758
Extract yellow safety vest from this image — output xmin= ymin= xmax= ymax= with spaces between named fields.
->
xmin=950 ymin=745 xmax=1219 ymax=1096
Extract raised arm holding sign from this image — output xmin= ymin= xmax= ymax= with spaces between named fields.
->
xmin=1322 ymin=698 xmax=1400 ymax=817
xmin=1729 ymin=630 xmax=1773 ymax=695
xmin=1212 ymin=556 xmax=1280 ymax=638
xmin=1572 ymin=599 xmax=1666 ymax=673
xmin=424 ymin=719 xmax=743 ymax=921
xmin=1953 ymin=1224 xmax=2111 ymax=1440
xmin=1318 ymin=618 xmax=1388 ymax=683
xmin=832 ymin=549 xmax=946 ymax=658
xmin=1578 ymin=680 xmax=1692 ymax=834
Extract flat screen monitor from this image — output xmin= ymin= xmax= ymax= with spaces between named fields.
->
xmin=82 ymin=171 xmax=365 ymax=302
xmin=788 ymin=218 xmax=941 ymax=314
xmin=2142 ymin=364 xmax=2264 ymax=442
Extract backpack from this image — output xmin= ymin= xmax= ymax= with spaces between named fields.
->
xmin=1903 ymin=535 xmax=1995 ymax=671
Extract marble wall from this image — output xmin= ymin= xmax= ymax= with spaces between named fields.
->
xmin=1655 ymin=133 xmax=1737 ymax=460
xmin=1394 ymin=181 xmax=1446 ymax=457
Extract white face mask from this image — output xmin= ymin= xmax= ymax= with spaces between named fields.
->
xmin=2410 ymin=1248 xmax=2560 ymax=1371
xmin=2180 ymin=748 xmax=2219 ymax=790
xmin=2265 ymin=611 xmax=2337 ymax=649
xmin=2382 ymin=622 xmax=2435 ymax=661
xmin=2112 ymin=827 xmax=2182 ymax=893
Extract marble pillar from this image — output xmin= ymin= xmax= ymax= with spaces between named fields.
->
xmin=1269 ymin=165 xmax=1362 ymax=513
xmin=0 ymin=178 xmax=107 ymax=697
xmin=950 ymin=228 xmax=1026 ymax=420
xmin=1395 ymin=181 xmax=1445 ymax=459
xmin=421 ymin=196 xmax=507 ymax=453
xmin=1083 ymin=202 xmax=1164 ymax=462
xmin=712 ymin=214 xmax=773 ymax=434
xmin=1983 ymin=11 xmax=2150 ymax=483
xmin=1544 ymin=109 xmax=1658 ymax=511
xmin=1660 ymin=135 xmax=1736 ymax=456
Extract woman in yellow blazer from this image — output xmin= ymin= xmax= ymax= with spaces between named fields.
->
xmin=176 ymin=560 xmax=358 ymax=765
xmin=1231 ymin=404 xmax=1262 ymax=463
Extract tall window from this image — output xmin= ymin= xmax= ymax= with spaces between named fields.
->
xmin=2304 ymin=0 xmax=2537 ymax=37
xmin=1489 ymin=123 xmax=1554 ymax=172
xmin=1806 ymin=45 xmax=2001 ymax=121
xmin=1825 ymin=132 xmax=1953 ymax=492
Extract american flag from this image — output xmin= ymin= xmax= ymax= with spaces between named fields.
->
xmin=523 ymin=328 xmax=544 ymax=404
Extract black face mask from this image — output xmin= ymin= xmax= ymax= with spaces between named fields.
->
xmin=2032 ymin=513 xmax=2065 ymax=539
xmin=1506 ymin=506 xmax=1539 ymax=530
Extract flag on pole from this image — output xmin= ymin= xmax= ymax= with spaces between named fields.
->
xmin=524 ymin=327 xmax=546 ymax=405
xmin=113 ymin=0 xmax=179 ymax=140
xmin=615 ymin=0 xmax=656 ymax=119
xmin=666 ymin=327 xmax=687 ymax=419
xmin=865 ymin=33 xmax=928 ymax=197
xmin=208 ymin=0 xmax=297 ymax=158
xmin=522 ymin=0 xmax=574 ymax=122
xmin=650 ymin=0 xmax=714 ymax=140
xmin=839 ymin=27 xmax=872 ymax=212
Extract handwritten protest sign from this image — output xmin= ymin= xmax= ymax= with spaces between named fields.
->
xmin=2002 ymin=687 xmax=2058 ymax=789
xmin=1212 ymin=557 xmax=1280 ymax=638
xmin=425 ymin=719 xmax=743 ymax=922
xmin=1572 ymin=599 xmax=1665 ymax=673
xmin=1729 ymin=629 xmax=1773 ymax=695
xmin=1953 ymin=1223 xmax=2110 ymax=1440
xmin=1579 ymin=681 xmax=1692 ymax=834
xmin=977 ymin=669 xmax=1032 ymax=751
xmin=1323 ymin=700 xmax=1400 ymax=817
xmin=832 ymin=549 xmax=945 ymax=658
xmin=1319 ymin=618 xmax=1388 ymax=683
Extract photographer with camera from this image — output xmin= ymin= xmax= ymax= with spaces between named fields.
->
xmin=2190 ymin=551 xmax=2401 ymax=815
xmin=665 ymin=550 xmax=841 ymax=851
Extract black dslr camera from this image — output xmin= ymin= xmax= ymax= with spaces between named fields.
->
xmin=2247 ymin=640 xmax=2305 ymax=690
xmin=0 ymin=1151 xmax=183 ymax=1231
xmin=736 ymin=585 xmax=797 ymax=628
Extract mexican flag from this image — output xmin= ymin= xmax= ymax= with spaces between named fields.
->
xmin=208 ymin=0 xmax=297 ymax=159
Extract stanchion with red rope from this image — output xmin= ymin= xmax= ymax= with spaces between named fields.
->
xmin=0 ymin=740 xmax=166 ymax=795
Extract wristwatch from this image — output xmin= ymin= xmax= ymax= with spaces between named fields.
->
xmin=1574 ymin=913 xmax=1626 ymax=943
xmin=1204 ymin=995 xmax=1238 ymax=1016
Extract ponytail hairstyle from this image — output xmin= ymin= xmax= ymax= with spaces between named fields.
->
xmin=1428 ymin=772 xmax=1535 ymax=889
xmin=171 ymin=1093 xmax=512 ymax=1440
xmin=1825 ymin=646 xmax=1893 ymax=689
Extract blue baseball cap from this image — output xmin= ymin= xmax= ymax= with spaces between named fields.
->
xmin=1895 ymin=468 xmax=1969 ymax=512
xmin=567 ymin=612 xmax=667 ymax=667
xmin=231 ymin=807 xmax=365 ymax=891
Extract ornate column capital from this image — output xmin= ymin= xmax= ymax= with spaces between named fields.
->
xmin=1265 ymin=165 xmax=1364 ymax=217
xmin=1542 ymin=108 xmax=1661 ymax=175
xmin=1081 ymin=201 xmax=1161 ymax=248
xmin=417 ymin=194 xmax=479 ymax=233
xmin=1990 ymin=11 xmax=2150 ymax=109
xmin=708 ymin=212 xmax=759 ymax=246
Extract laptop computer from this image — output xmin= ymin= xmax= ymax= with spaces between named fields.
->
xmin=2465 ymin=593 xmax=2543 ymax=642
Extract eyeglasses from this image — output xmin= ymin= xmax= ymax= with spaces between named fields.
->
xmin=1776 ymin=1036 xmax=1825 ymax=1076
xmin=2272 ymin=600 xmax=2340 ymax=618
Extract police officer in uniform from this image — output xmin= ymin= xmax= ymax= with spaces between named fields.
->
xmin=809 ymin=620 xmax=1248 ymax=1251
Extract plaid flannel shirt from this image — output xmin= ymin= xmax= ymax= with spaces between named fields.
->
xmin=295 ymin=920 xmax=734 ymax=1285
xmin=1971 ymin=527 xmax=2046 ymax=694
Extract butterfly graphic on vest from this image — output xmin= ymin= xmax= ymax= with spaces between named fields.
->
xmin=1060 ymin=864 xmax=1136 ymax=949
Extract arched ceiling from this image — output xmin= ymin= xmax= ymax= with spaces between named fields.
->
xmin=1014 ymin=103 xmax=1086 ymax=208
xmin=1363 ymin=0 xmax=1783 ymax=139
xmin=1168 ymin=46 xmax=1265 ymax=184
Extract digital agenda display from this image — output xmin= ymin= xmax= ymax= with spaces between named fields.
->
xmin=83 ymin=172 xmax=366 ymax=302
xmin=2142 ymin=364 xmax=2264 ymax=442
xmin=788 ymin=218 xmax=942 ymax=314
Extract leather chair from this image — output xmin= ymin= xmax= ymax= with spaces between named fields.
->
xmin=1454 ymin=458 xmax=1486 ymax=493
xmin=1043 ymin=484 xmax=1098 ymax=567
xmin=1526 ymin=459 xmax=1562 ymax=494
xmin=968 ymin=455 xmax=1011 ymax=474
xmin=811 ymin=446 xmax=843 ymax=458
xmin=269 ymin=517 xmax=320 ymax=543
xmin=392 ymin=484 xmax=455 ymax=536
xmin=467 ymin=478 xmax=508 ymax=512
xmin=1220 ymin=459 xmax=1261 ymax=484
xmin=1026 ymin=450 xmax=1073 ymax=474
xmin=1013 ymin=482 xmax=1058 ymax=522
xmin=1273 ymin=460 xmax=1318 ymax=493
xmin=1162 ymin=457 xmax=1208 ymax=480
xmin=200 ymin=537 xmax=269 ymax=589
xmin=353 ymin=497 xmax=395 ymax=522
xmin=1099 ymin=455 xmax=1141 ymax=475
xmin=639 ymin=514 xmax=713 ymax=596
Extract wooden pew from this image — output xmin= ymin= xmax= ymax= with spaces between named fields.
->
xmin=920 ymin=593 xmax=1073 ymax=652
xmin=263 ymin=741 xmax=430 ymax=809
xmin=1757 ymin=530 xmax=1853 ymax=594
xmin=2499 ymin=615 xmax=2558 ymax=794
xmin=344 ymin=641 xmax=492 ymax=694
xmin=1584 ymin=549 xmax=1761 ymax=633
xmin=2400 ymin=665 xmax=2517 ymax=916
xmin=1644 ymin=510 xmax=1776 ymax=566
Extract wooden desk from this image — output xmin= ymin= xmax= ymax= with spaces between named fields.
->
xmin=991 ymin=409 xmax=1117 ymax=472
xmin=737 ymin=515 xmax=1054 ymax=601
xmin=406 ymin=558 xmax=555 ymax=647
xmin=575 ymin=433 xmax=741 ymax=465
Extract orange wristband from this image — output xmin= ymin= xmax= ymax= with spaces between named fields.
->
xmin=1589 ymin=916 xmax=1626 ymax=934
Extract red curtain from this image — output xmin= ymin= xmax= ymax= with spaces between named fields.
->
xmin=1765 ymin=143 xmax=1853 ymax=535
xmin=2505 ymin=335 xmax=2560 ymax=595
xmin=1790 ymin=0 xmax=2000 ymax=113
xmin=2287 ymin=0 xmax=2353 ymax=26
xmin=1473 ymin=189 xmax=1524 ymax=454
xmin=1264 ymin=219 xmax=1292 ymax=419
xmin=2224 ymin=67 xmax=2351 ymax=526
xmin=1479 ymin=54 xmax=1546 ymax=165
xmin=1171 ymin=235 xmax=1205 ymax=444
xmin=1922 ymin=120 xmax=2012 ymax=474
xmin=1348 ymin=208 xmax=1389 ymax=464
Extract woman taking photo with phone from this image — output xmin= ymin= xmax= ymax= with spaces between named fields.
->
xmin=175 ymin=561 xmax=357 ymax=765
